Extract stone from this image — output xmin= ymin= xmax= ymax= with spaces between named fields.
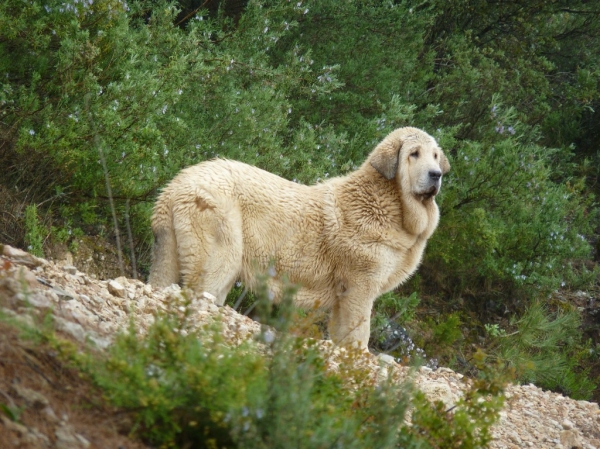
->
xmin=200 ymin=291 xmax=218 ymax=303
xmin=62 ymin=266 xmax=78 ymax=275
xmin=12 ymin=384 xmax=49 ymax=408
xmin=107 ymin=280 xmax=126 ymax=298
xmin=3 ymin=245 xmax=600 ymax=449
xmin=2 ymin=245 xmax=46 ymax=267
xmin=115 ymin=276 xmax=129 ymax=286
xmin=75 ymin=434 xmax=91 ymax=448
xmin=22 ymin=292 xmax=52 ymax=309
xmin=560 ymin=429 xmax=582 ymax=448
xmin=53 ymin=286 xmax=76 ymax=301
xmin=1 ymin=414 xmax=30 ymax=436
xmin=54 ymin=316 xmax=86 ymax=342
xmin=16 ymin=266 xmax=40 ymax=289
xmin=43 ymin=406 xmax=60 ymax=423
xmin=419 ymin=380 xmax=458 ymax=409
xmin=1 ymin=308 xmax=35 ymax=327
xmin=378 ymin=353 xmax=396 ymax=365
xmin=55 ymin=424 xmax=84 ymax=449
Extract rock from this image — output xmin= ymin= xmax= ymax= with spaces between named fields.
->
xmin=560 ymin=429 xmax=582 ymax=448
xmin=563 ymin=419 xmax=574 ymax=430
xmin=20 ymin=292 xmax=52 ymax=309
xmin=378 ymin=353 xmax=396 ymax=365
xmin=2 ymin=244 xmax=46 ymax=267
xmin=12 ymin=384 xmax=50 ymax=408
xmin=53 ymin=286 xmax=76 ymax=301
xmin=1 ymin=307 xmax=35 ymax=327
xmin=56 ymin=424 xmax=88 ymax=449
xmin=114 ymin=276 xmax=129 ymax=285
xmin=16 ymin=266 xmax=40 ymax=289
xmin=43 ymin=406 xmax=60 ymax=424
xmin=54 ymin=316 xmax=86 ymax=342
xmin=200 ymin=291 xmax=218 ymax=303
xmin=107 ymin=280 xmax=126 ymax=298
xmin=418 ymin=379 xmax=459 ymax=409
xmin=63 ymin=266 xmax=78 ymax=275
xmin=76 ymin=434 xmax=91 ymax=448
xmin=1 ymin=414 xmax=30 ymax=437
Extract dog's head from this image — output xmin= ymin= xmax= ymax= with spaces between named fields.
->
xmin=369 ymin=127 xmax=450 ymax=200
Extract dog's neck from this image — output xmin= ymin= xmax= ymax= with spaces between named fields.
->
xmin=342 ymin=167 xmax=440 ymax=238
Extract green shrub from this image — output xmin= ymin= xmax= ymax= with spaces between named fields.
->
xmin=24 ymin=204 xmax=45 ymax=257
xmin=486 ymin=302 xmax=595 ymax=399
xmin=60 ymin=288 xmax=504 ymax=448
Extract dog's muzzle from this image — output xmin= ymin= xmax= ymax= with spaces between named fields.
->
xmin=418 ymin=170 xmax=442 ymax=199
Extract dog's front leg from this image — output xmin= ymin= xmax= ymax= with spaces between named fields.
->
xmin=328 ymin=288 xmax=376 ymax=349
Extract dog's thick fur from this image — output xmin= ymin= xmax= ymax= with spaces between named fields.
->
xmin=149 ymin=127 xmax=450 ymax=348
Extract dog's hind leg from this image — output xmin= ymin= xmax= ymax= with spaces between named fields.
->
xmin=149 ymin=195 xmax=180 ymax=288
xmin=175 ymin=193 xmax=243 ymax=306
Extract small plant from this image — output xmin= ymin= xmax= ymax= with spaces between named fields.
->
xmin=24 ymin=204 xmax=45 ymax=257
xmin=484 ymin=323 xmax=506 ymax=338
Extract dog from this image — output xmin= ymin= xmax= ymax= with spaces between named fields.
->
xmin=148 ymin=127 xmax=450 ymax=348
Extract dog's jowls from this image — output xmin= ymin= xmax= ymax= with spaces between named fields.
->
xmin=149 ymin=127 xmax=450 ymax=348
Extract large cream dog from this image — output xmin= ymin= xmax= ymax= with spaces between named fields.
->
xmin=149 ymin=127 xmax=450 ymax=348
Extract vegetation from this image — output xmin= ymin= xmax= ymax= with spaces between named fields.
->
xmin=1 ymin=0 xmax=599 ymax=400
xmin=13 ymin=288 xmax=503 ymax=448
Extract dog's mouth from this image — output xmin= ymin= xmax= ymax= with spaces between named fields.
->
xmin=416 ymin=185 xmax=439 ymax=201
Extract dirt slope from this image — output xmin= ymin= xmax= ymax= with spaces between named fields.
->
xmin=0 ymin=244 xmax=599 ymax=449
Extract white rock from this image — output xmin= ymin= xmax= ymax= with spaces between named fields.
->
xmin=560 ymin=429 xmax=582 ymax=448
xmin=115 ymin=276 xmax=129 ymax=286
xmin=54 ymin=316 xmax=86 ymax=342
xmin=12 ymin=384 xmax=49 ymax=408
xmin=419 ymin=380 xmax=459 ymax=409
xmin=378 ymin=353 xmax=396 ymax=365
xmin=2 ymin=244 xmax=46 ymax=267
xmin=62 ymin=265 xmax=78 ymax=275
xmin=17 ymin=292 xmax=52 ymax=309
xmin=200 ymin=291 xmax=218 ymax=303
xmin=107 ymin=280 xmax=126 ymax=298
xmin=53 ymin=286 xmax=76 ymax=301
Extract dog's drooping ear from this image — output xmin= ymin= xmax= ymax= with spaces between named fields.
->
xmin=440 ymin=152 xmax=451 ymax=175
xmin=370 ymin=140 xmax=401 ymax=180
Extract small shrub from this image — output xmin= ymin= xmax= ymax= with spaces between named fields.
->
xmin=24 ymin=204 xmax=45 ymax=257
xmin=487 ymin=302 xmax=596 ymax=399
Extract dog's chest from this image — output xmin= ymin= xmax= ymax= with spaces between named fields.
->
xmin=377 ymin=237 xmax=425 ymax=289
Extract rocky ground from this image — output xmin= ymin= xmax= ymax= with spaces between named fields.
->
xmin=0 ymin=243 xmax=599 ymax=449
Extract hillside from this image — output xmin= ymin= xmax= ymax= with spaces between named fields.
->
xmin=0 ymin=243 xmax=599 ymax=448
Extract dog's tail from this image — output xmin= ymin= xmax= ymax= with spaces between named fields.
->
xmin=148 ymin=190 xmax=179 ymax=288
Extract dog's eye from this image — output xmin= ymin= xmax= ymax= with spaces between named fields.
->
xmin=410 ymin=151 xmax=419 ymax=158
xmin=434 ymin=153 xmax=438 ymax=159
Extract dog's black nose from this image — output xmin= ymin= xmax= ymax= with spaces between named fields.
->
xmin=429 ymin=170 xmax=442 ymax=181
